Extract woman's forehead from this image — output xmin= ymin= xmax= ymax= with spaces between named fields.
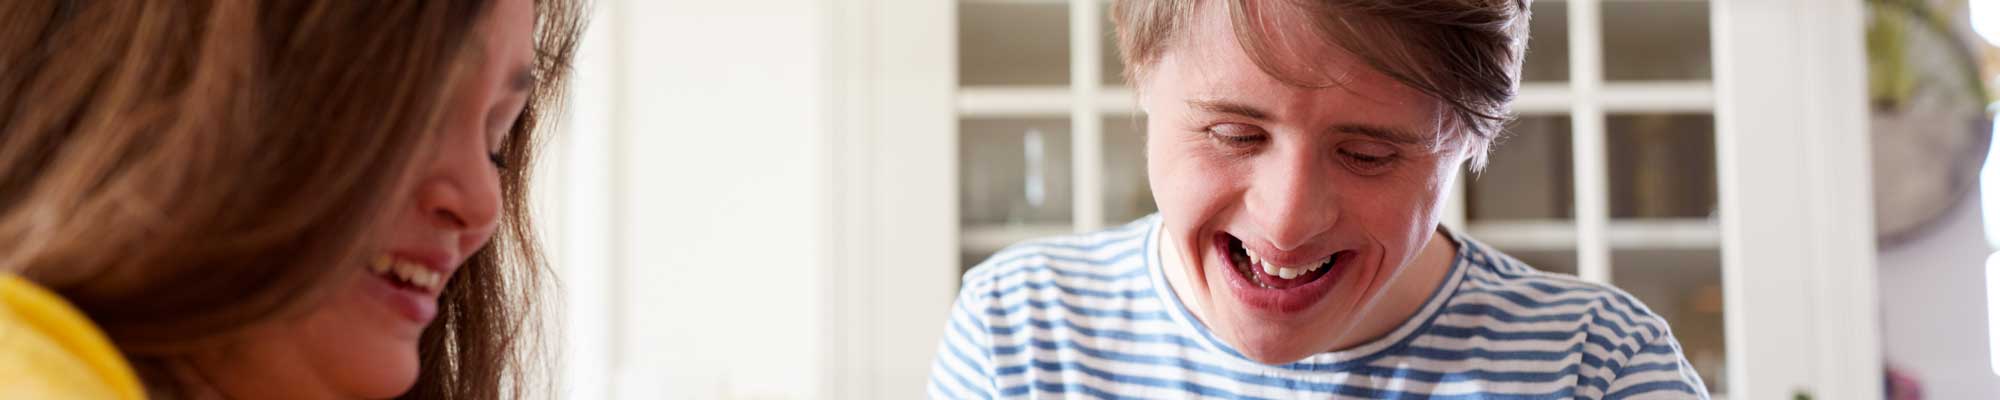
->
xmin=471 ymin=0 xmax=536 ymax=80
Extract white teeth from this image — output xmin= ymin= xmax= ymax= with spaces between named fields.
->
xmin=1244 ymin=248 xmax=1339 ymax=281
xmin=373 ymin=256 xmax=443 ymax=291
xmin=1266 ymin=255 xmax=1335 ymax=280
xmin=1303 ymin=256 xmax=1330 ymax=272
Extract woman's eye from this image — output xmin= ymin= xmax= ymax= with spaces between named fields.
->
xmin=488 ymin=152 xmax=508 ymax=170
xmin=1206 ymin=123 xmax=1266 ymax=148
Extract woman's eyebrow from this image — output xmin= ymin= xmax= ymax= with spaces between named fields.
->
xmin=509 ymin=65 xmax=536 ymax=93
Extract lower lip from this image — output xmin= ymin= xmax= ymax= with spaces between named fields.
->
xmin=1211 ymin=234 xmax=1346 ymax=314
xmin=366 ymin=272 xmax=439 ymax=323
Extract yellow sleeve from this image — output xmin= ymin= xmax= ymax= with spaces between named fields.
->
xmin=0 ymin=274 xmax=145 ymax=400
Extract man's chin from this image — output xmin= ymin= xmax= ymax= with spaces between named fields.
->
xmin=1226 ymin=333 xmax=1324 ymax=365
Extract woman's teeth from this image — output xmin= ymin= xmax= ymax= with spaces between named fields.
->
xmin=369 ymin=255 xmax=442 ymax=291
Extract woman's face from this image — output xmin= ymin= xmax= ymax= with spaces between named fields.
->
xmin=1141 ymin=3 xmax=1468 ymax=364
xmin=187 ymin=0 xmax=537 ymax=397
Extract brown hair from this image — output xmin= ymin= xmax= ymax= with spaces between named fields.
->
xmin=0 ymin=0 xmax=583 ymax=398
xmin=1112 ymin=0 xmax=1531 ymax=170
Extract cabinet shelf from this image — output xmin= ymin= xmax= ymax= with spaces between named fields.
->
xmin=1466 ymin=219 xmax=1720 ymax=251
xmin=961 ymin=223 xmax=1079 ymax=253
xmin=956 ymin=86 xmax=1136 ymax=117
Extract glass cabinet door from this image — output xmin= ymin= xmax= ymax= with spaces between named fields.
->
xmin=1461 ymin=1 xmax=1725 ymax=394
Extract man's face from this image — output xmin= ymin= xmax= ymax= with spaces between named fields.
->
xmin=1141 ymin=2 xmax=1469 ymax=364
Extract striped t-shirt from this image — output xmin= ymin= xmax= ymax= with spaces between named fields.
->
xmin=928 ymin=216 xmax=1708 ymax=399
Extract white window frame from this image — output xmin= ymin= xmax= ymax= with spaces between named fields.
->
xmin=1712 ymin=0 xmax=1882 ymax=398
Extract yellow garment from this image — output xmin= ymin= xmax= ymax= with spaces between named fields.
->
xmin=0 ymin=274 xmax=145 ymax=399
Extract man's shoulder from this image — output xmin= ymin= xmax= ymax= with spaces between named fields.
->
xmin=1445 ymin=238 xmax=1676 ymax=346
xmin=956 ymin=217 xmax=1159 ymax=305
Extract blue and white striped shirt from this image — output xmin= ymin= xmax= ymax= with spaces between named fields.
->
xmin=929 ymin=216 xmax=1708 ymax=399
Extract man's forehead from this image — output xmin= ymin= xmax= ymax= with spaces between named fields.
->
xmin=1170 ymin=0 xmax=1398 ymax=93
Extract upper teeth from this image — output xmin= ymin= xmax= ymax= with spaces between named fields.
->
xmin=1248 ymin=251 xmax=1331 ymax=280
xmin=369 ymin=255 xmax=443 ymax=291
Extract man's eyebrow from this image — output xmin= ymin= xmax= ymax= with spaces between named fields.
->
xmin=1190 ymin=99 xmax=1426 ymax=145
xmin=1188 ymin=99 xmax=1272 ymax=121
xmin=1330 ymin=123 xmax=1424 ymax=145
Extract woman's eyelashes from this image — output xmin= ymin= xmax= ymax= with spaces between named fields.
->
xmin=484 ymin=112 xmax=521 ymax=170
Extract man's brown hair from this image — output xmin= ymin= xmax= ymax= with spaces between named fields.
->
xmin=1113 ymin=0 xmax=1532 ymax=170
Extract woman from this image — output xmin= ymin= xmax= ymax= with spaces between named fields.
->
xmin=0 ymin=0 xmax=582 ymax=398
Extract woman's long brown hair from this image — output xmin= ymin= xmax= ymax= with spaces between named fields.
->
xmin=0 ymin=0 xmax=583 ymax=398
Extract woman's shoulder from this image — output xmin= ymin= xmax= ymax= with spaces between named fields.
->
xmin=0 ymin=274 xmax=145 ymax=400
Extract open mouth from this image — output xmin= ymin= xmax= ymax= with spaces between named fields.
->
xmin=1219 ymin=233 xmax=1340 ymax=290
xmin=368 ymin=255 xmax=444 ymax=294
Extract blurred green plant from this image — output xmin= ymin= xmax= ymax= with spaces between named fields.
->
xmin=1868 ymin=0 xmax=1992 ymax=109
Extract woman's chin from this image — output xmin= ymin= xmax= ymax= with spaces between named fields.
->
xmin=346 ymin=351 xmax=421 ymax=398
xmin=314 ymin=320 xmax=424 ymax=398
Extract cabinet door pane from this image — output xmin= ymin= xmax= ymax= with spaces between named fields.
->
xmin=1611 ymin=249 xmax=1726 ymax=396
xmin=1603 ymin=1 xmax=1712 ymax=81
xmin=1507 ymin=248 xmax=1579 ymax=276
xmin=960 ymin=118 xmax=1074 ymax=226
xmin=1522 ymin=0 xmax=1570 ymax=83
xmin=1104 ymin=115 xmax=1156 ymax=224
xmin=1100 ymin=2 xmax=1126 ymax=86
xmin=1607 ymin=113 xmax=1716 ymax=220
xmin=959 ymin=1 xmax=1070 ymax=86
xmin=1469 ymin=116 xmax=1575 ymax=221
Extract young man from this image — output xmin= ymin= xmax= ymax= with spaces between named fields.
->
xmin=928 ymin=0 xmax=1708 ymax=398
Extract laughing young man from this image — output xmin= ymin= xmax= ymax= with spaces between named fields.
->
xmin=928 ymin=0 xmax=1708 ymax=398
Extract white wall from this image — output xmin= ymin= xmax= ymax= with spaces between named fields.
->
xmin=546 ymin=1 xmax=840 ymax=398
xmin=1878 ymin=191 xmax=1998 ymax=399
xmin=617 ymin=2 xmax=833 ymax=398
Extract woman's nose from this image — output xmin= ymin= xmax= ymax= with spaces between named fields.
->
xmin=411 ymin=142 xmax=502 ymax=246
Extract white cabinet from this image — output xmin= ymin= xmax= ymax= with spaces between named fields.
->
xmin=837 ymin=0 xmax=1884 ymax=399
xmin=546 ymin=0 xmax=1882 ymax=398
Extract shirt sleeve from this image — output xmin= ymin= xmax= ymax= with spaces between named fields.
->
xmin=927 ymin=277 xmax=1000 ymax=400
xmin=1603 ymin=331 xmax=1710 ymax=400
